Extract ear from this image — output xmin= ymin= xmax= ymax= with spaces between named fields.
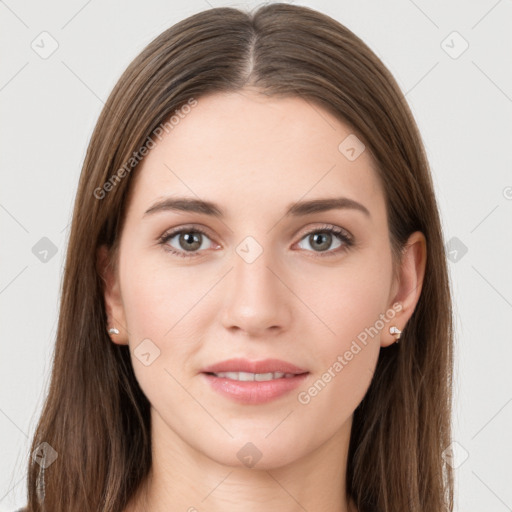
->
xmin=382 ymin=231 xmax=427 ymax=347
xmin=96 ymin=244 xmax=129 ymax=345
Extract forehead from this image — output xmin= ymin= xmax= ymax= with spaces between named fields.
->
xmin=126 ymin=90 xmax=384 ymax=221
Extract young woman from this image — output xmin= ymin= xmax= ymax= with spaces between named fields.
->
xmin=22 ymin=3 xmax=454 ymax=511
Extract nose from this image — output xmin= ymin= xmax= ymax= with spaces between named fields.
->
xmin=220 ymin=243 xmax=292 ymax=337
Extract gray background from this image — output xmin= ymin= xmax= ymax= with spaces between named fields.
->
xmin=1 ymin=0 xmax=511 ymax=510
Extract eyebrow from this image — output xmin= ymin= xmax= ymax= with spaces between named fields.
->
xmin=143 ymin=196 xmax=371 ymax=219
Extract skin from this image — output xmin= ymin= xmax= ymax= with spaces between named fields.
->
xmin=98 ymin=88 xmax=426 ymax=512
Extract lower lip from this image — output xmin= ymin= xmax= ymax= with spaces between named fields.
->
xmin=201 ymin=372 xmax=309 ymax=405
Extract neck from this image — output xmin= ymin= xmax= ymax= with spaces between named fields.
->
xmin=126 ymin=408 xmax=356 ymax=512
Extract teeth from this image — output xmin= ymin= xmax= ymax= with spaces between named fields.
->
xmin=213 ymin=371 xmax=295 ymax=381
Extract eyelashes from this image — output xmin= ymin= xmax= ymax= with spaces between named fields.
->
xmin=159 ymin=226 xmax=214 ymax=258
xmin=158 ymin=223 xmax=354 ymax=259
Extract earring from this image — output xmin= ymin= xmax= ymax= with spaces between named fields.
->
xmin=108 ymin=327 xmax=120 ymax=335
xmin=389 ymin=326 xmax=402 ymax=343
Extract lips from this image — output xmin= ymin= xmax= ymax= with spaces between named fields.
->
xmin=201 ymin=357 xmax=308 ymax=375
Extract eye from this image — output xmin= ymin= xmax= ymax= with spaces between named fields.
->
xmin=158 ymin=223 xmax=354 ymax=259
xmin=158 ymin=226 xmax=216 ymax=258
xmin=295 ymin=225 xmax=353 ymax=256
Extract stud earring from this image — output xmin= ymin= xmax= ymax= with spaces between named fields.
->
xmin=108 ymin=327 xmax=120 ymax=335
xmin=389 ymin=326 xmax=402 ymax=342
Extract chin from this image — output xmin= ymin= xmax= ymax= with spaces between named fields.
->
xmin=199 ymin=435 xmax=309 ymax=471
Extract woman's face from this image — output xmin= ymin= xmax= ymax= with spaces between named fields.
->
xmin=101 ymin=89 xmax=421 ymax=469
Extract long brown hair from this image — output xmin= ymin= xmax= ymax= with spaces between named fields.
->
xmin=24 ymin=4 xmax=454 ymax=511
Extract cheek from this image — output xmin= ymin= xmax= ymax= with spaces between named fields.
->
xmin=120 ymin=250 xmax=208 ymax=340
xmin=119 ymin=252 xmax=215 ymax=389
xmin=292 ymin=251 xmax=392 ymax=413
xmin=294 ymin=278 xmax=386 ymax=433
xmin=119 ymin=262 xmax=205 ymax=409
xmin=295 ymin=249 xmax=393 ymax=350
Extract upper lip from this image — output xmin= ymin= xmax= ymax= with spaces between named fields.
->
xmin=201 ymin=358 xmax=308 ymax=375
